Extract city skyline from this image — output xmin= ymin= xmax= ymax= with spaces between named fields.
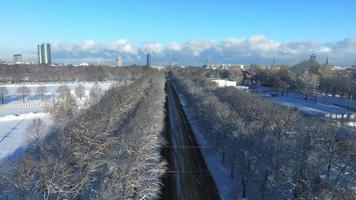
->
xmin=0 ymin=0 xmax=356 ymax=65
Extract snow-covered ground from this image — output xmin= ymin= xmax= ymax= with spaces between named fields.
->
xmin=2 ymin=81 xmax=115 ymax=105
xmin=0 ymin=81 xmax=118 ymax=161
xmin=0 ymin=112 xmax=52 ymax=160
xmin=250 ymin=87 xmax=354 ymax=115
xmin=175 ymin=84 xmax=356 ymax=200
xmin=250 ymin=87 xmax=356 ymax=127
xmin=175 ymin=86 xmax=242 ymax=200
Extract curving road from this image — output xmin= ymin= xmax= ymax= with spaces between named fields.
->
xmin=160 ymin=81 xmax=221 ymax=200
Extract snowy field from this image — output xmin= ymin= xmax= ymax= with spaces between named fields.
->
xmin=250 ymin=86 xmax=355 ymax=115
xmin=250 ymin=87 xmax=356 ymax=127
xmin=0 ymin=81 xmax=118 ymax=161
xmin=1 ymin=81 xmax=116 ymax=105
xmin=0 ymin=112 xmax=52 ymax=159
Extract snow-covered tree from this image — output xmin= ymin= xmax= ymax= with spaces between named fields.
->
xmin=299 ymin=71 xmax=320 ymax=100
xmin=75 ymin=84 xmax=85 ymax=100
xmin=0 ymin=85 xmax=8 ymax=104
xmin=36 ymin=85 xmax=48 ymax=102
xmin=16 ymin=85 xmax=31 ymax=102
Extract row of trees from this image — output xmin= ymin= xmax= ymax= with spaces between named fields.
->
xmin=0 ymin=70 xmax=167 ymax=199
xmin=171 ymin=70 xmax=355 ymax=199
xmin=0 ymin=83 xmax=102 ymax=103
xmin=0 ymin=64 xmax=148 ymax=82
xmin=243 ymin=58 xmax=356 ymax=100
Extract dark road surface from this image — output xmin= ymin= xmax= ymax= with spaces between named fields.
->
xmin=160 ymin=81 xmax=221 ymax=200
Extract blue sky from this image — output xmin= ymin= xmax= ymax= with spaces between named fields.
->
xmin=1 ymin=0 xmax=356 ymax=65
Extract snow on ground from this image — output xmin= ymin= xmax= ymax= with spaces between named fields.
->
xmin=174 ymin=86 xmax=243 ymax=200
xmin=0 ymin=112 xmax=52 ymax=160
xmin=0 ymin=106 xmax=43 ymax=117
xmin=2 ymin=81 xmax=116 ymax=105
xmin=251 ymin=87 xmax=354 ymax=116
xmin=0 ymin=81 xmax=120 ymax=161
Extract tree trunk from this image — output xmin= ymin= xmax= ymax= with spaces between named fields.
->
xmin=230 ymin=153 xmax=235 ymax=178
xmin=221 ymin=148 xmax=225 ymax=164
xmin=242 ymin=177 xmax=247 ymax=199
xmin=327 ymin=161 xmax=332 ymax=180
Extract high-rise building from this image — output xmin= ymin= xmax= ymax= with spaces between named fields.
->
xmin=116 ymin=56 xmax=123 ymax=67
xmin=146 ymin=53 xmax=151 ymax=67
xmin=13 ymin=54 xmax=22 ymax=64
xmin=37 ymin=45 xmax=42 ymax=64
xmin=205 ymin=58 xmax=211 ymax=68
xmin=37 ymin=43 xmax=52 ymax=64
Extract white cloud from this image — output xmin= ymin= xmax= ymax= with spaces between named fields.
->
xmin=107 ymin=39 xmax=136 ymax=53
xmin=51 ymin=36 xmax=356 ymax=66
xmin=143 ymin=42 xmax=163 ymax=54
xmin=168 ymin=42 xmax=182 ymax=51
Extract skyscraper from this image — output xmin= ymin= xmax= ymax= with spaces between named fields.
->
xmin=37 ymin=43 xmax=52 ymax=64
xmin=37 ymin=45 xmax=42 ymax=64
xmin=13 ymin=54 xmax=22 ymax=64
xmin=146 ymin=53 xmax=151 ymax=67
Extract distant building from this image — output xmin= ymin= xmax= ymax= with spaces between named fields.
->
xmin=146 ymin=53 xmax=151 ymax=67
xmin=0 ymin=59 xmax=5 ymax=64
xmin=13 ymin=54 xmax=22 ymax=64
xmin=205 ymin=58 xmax=211 ymax=68
xmin=116 ymin=56 xmax=123 ymax=67
xmin=37 ymin=43 xmax=52 ymax=64
xmin=79 ymin=62 xmax=89 ymax=66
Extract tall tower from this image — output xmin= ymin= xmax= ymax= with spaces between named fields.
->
xmin=37 ymin=45 xmax=42 ymax=64
xmin=38 ymin=43 xmax=52 ymax=65
xmin=146 ymin=53 xmax=151 ymax=67
xmin=205 ymin=58 xmax=211 ymax=68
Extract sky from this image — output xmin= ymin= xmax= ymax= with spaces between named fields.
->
xmin=0 ymin=0 xmax=356 ymax=66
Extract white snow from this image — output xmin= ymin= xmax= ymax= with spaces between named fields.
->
xmin=211 ymin=79 xmax=237 ymax=87
xmin=0 ymin=112 xmax=52 ymax=160
xmin=250 ymin=86 xmax=356 ymax=116
xmin=0 ymin=81 xmax=121 ymax=161
xmin=175 ymin=88 xmax=242 ymax=200
xmin=2 ymin=81 xmax=115 ymax=105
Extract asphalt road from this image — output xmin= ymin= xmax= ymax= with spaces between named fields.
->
xmin=160 ymin=81 xmax=221 ymax=200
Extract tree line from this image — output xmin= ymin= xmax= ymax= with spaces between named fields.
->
xmin=0 ymin=82 xmax=104 ymax=104
xmin=243 ymin=58 xmax=356 ymax=101
xmin=171 ymin=69 xmax=355 ymax=199
xmin=0 ymin=70 xmax=166 ymax=199
xmin=0 ymin=64 xmax=148 ymax=82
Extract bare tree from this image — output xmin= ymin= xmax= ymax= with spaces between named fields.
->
xmin=50 ymin=92 xmax=78 ymax=122
xmin=75 ymin=84 xmax=85 ymax=100
xmin=89 ymin=82 xmax=102 ymax=104
xmin=16 ymin=85 xmax=31 ymax=103
xmin=0 ymin=85 xmax=8 ymax=104
xmin=56 ymin=85 xmax=71 ymax=100
xmin=26 ymin=118 xmax=46 ymax=145
xmin=36 ymin=85 xmax=48 ymax=102
xmin=299 ymin=71 xmax=320 ymax=101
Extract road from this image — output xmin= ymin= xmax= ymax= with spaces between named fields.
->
xmin=160 ymin=81 xmax=221 ymax=200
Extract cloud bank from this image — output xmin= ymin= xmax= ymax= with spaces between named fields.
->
xmin=52 ymin=35 xmax=356 ymax=66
